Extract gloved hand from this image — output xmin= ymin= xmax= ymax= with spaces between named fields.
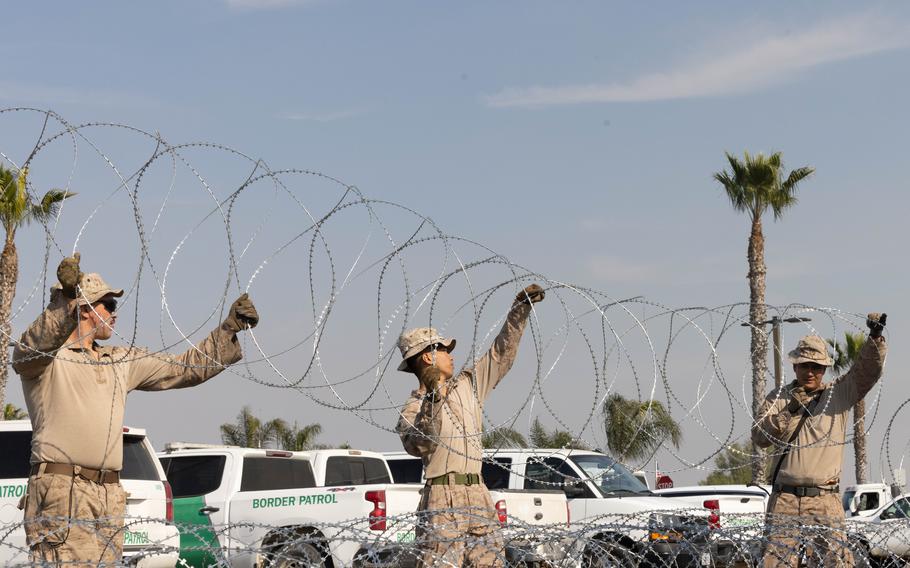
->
xmin=867 ymin=312 xmax=887 ymax=338
xmin=57 ymin=253 xmax=82 ymax=299
xmin=515 ymin=284 xmax=546 ymax=306
xmin=417 ymin=365 xmax=446 ymax=398
xmin=222 ymin=294 xmax=259 ymax=333
xmin=786 ymin=384 xmax=813 ymax=414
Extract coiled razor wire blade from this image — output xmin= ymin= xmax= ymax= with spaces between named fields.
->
xmin=0 ymin=108 xmax=900 ymax=567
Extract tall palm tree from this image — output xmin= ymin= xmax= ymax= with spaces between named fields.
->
xmin=603 ymin=393 xmax=681 ymax=463
xmin=219 ymin=406 xmax=284 ymax=448
xmin=3 ymin=402 xmax=28 ymax=420
xmin=829 ymin=331 xmax=869 ymax=484
xmin=482 ymin=426 xmax=528 ymax=449
xmin=529 ymin=417 xmax=589 ymax=450
xmin=275 ymin=421 xmax=324 ymax=451
xmin=714 ymin=151 xmax=814 ymax=482
xmin=0 ymin=165 xmax=75 ymax=412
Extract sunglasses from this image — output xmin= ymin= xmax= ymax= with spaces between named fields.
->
xmin=94 ymin=298 xmax=118 ymax=313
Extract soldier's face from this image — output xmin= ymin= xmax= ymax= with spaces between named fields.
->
xmin=794 ymin=362 xmax=826 ymax=392
xmin=422 ymin=344 xmax=454 ymax=379
xmin=88 ymin=296 xmax=117 ymax=340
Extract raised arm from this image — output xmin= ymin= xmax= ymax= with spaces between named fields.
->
xmin=128 ymin=294 xmax=257 ymax=391
xmin=836 ymin=313 xmax=888 ymax=406
xmin=470 ymin=284 xmax=545 ymax=400
xmin=12 ymin=255 xmax=82 ymax=379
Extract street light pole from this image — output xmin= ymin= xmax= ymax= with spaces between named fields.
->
xmin=743 ymin=316 xmax=812 ymax=389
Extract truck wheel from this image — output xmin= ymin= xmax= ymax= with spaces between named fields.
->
xmin=272 ymin=542 xmax=326 ymax=568
xmin=583 ymin=541 xmax=633 ymax=567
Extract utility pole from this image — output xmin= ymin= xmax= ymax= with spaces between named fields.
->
xmin=743 ymin=316 xmax=812 ymax=388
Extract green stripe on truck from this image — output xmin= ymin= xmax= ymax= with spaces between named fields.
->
xmin=173 ymin=496 xmax=221 ymax=567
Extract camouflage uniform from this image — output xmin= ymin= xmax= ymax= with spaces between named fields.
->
xmin=753 ymin=334 xmax=887 ymax=568
xmin=13 ymin=276 xmax=246 ymax=565
xmin=397 ymin=299 xmax=536 ymax=567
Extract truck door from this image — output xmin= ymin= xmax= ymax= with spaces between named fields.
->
xmin=159 ymin=453 xmax=232 ymax=567
xmin=524 ymin=457 xmax=592 ymax=522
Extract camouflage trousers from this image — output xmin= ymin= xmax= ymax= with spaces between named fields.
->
xmin=415 ymin=480 xmax=505 ymax=567
xmin=22 ymin=472 xmax=127 ymax=567
xmin=762 ymin=491 xmax=853 ymax=568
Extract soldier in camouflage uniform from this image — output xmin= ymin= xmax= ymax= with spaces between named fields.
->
xmin=752 ymin=313 xmax=887 ymax=567
xmin=13 ymin=254 xmax=258 ymax=566
xmin=396 ymin=284 xmax=545 ymax=567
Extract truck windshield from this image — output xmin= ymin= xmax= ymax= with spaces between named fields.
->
xmin=569 ymin=455 xmax=651 ymax=495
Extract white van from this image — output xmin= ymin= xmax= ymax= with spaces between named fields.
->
xmin=0 ymin=420 xmax=179 ymax=567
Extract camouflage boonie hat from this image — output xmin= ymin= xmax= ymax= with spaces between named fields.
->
xmin=52 ymin=272 xmax=124 ymax=306
xmin=397 ymin=327 xmax=456 ymax=372
xmin=788 ymin=335 xmax=833 ymax=367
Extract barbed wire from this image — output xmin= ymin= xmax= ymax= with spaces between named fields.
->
xmin=0 ymin=108 xmax=901 ymax=566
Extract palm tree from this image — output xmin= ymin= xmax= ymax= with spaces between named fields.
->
xmin=219 ymin=406 xmax=285 ymax=448
xmin=603 ymin=393 xmax=681 ymax=463
xmin=700 ymin=442 xmax=752 ymax=485
xmin=275 ymin=421 xmax=324 ymax=451
xmin=829 ymin=331 xmax=869 ymax=484
xmin=3 ymin=402 xmax=28 ymax=420
xmin=714 ymin=151 xmax=814 ymax=482
xmin=529 ymin=417 xmax=589 ymax=450
xmin=0 ymin=165 xmax=75 ymax=412
xmin=482 ymin=425 xmax=528 ymax=449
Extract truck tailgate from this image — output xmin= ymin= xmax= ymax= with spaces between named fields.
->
xmin=493 ymin=489 xmax=568 ymax=527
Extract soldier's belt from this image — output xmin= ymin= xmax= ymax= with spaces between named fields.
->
xmin=30 ymin=462 xmax=120 ymax=484
xmin=427 ymin=473 xmax=482 ymax=486
xmin=773 ymin=483 xmax=839 ymax=497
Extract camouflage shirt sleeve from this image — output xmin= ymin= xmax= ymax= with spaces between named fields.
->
xmin=833 ymin=336 xmax=887 ymax=406
xmin=396 ymin=390 xmax=439 ymax=458
xmin=11 ymin=291 xmax=79 ymax=380
xmin=751 ymin=392 xmax=799 ymax=449
xmin=469 ymin=302 xmax=533 ymax=401
xmin=127 ymin=324 xmax=243 ymax=391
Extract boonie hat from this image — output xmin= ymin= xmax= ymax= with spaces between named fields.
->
xmin=788 ymin=335 xmax=834 ymax=367
xmin=397 ymin=327 xmax=456 ymax=372
xmin=52 ymin=272 xmax=124 ymax=306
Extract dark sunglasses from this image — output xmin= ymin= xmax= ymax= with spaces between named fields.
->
xmin=95 ymin=298 xmax=118 ymax=313
xmin=796 ymin=362 xmax=826 ymax=372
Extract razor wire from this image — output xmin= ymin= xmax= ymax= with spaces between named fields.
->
xmin=0 ymin=108 xmax=903 ymax=567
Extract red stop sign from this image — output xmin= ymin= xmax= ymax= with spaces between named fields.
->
xmin=656 ymin=474 xmax=674 ymax=489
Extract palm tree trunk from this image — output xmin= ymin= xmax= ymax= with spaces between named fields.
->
xmin=854 ymin=400 xmax=867 ymax=484
xmin=0 ymin=234 xmax=19 ymax=415
xmin=748 ymin=218 xmax=769 ymax=483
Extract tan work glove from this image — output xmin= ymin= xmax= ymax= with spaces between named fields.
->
xmin=514 ymin=283 xmax=545 ymax=306
xmin=57 ymin=253 xmax=83 ymax=299
xmin=786 ymin=382 xmax=814 ymax=414
xmin=867 ymin=312 xmax=887 ymax=339
xmin=222 ymin=293 xmax=259 ymax=333
xmin=417 ymin=365 xmax=446 ymax=400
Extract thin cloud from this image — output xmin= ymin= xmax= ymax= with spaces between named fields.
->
xmin=0 ymin=82 xmax=158 ymax=108
xmin=485 ymin=14 xmax=910 ymax=108
xmin=278 ymin=108 xmax=367 ymax=122
xmin=225 ymin=0 xmax=316 ymax=9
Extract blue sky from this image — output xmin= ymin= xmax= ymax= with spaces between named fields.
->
xmin=3 ymin=1 xmax=910 ymax=486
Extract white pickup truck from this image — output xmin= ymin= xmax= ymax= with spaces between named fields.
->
xmin=382 ymin=450 xmax=576 ymax=567
xmin=655 ymin=484 xmax=769 ymax=567
xmin=159 ymin=443 xmax=424 ymax=567
xmin=847 ymin=491 xmax=910 ymax=565
xmin=387 ymin=448 xmax=716 ymax=567
xmin=0 ymin=420 xmax=180 ymax=567
xmin=843 ymin=482 xmax=899 ymax=518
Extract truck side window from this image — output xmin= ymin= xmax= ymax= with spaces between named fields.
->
xmin=388 ymin=458 xmax=423 ymax=484
xmin=121 ymin=436 xmax=159 ymax=481
xmin=524 ymin=457 xmax=576 ymax=490
xmin=324 ymin=457 xmax=391 ymax=486
xmin=481 ymin=458 xmax=512 ymax=490
xmin=161 ymin=455 xmax=227 ymax=498
xmin=0 ymin=431 xmax=32 ymax=479
xmin=241 ymin=457 xmax=316 ymax=492
xmin=858 ymin=492 xmax=880 ymax=512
